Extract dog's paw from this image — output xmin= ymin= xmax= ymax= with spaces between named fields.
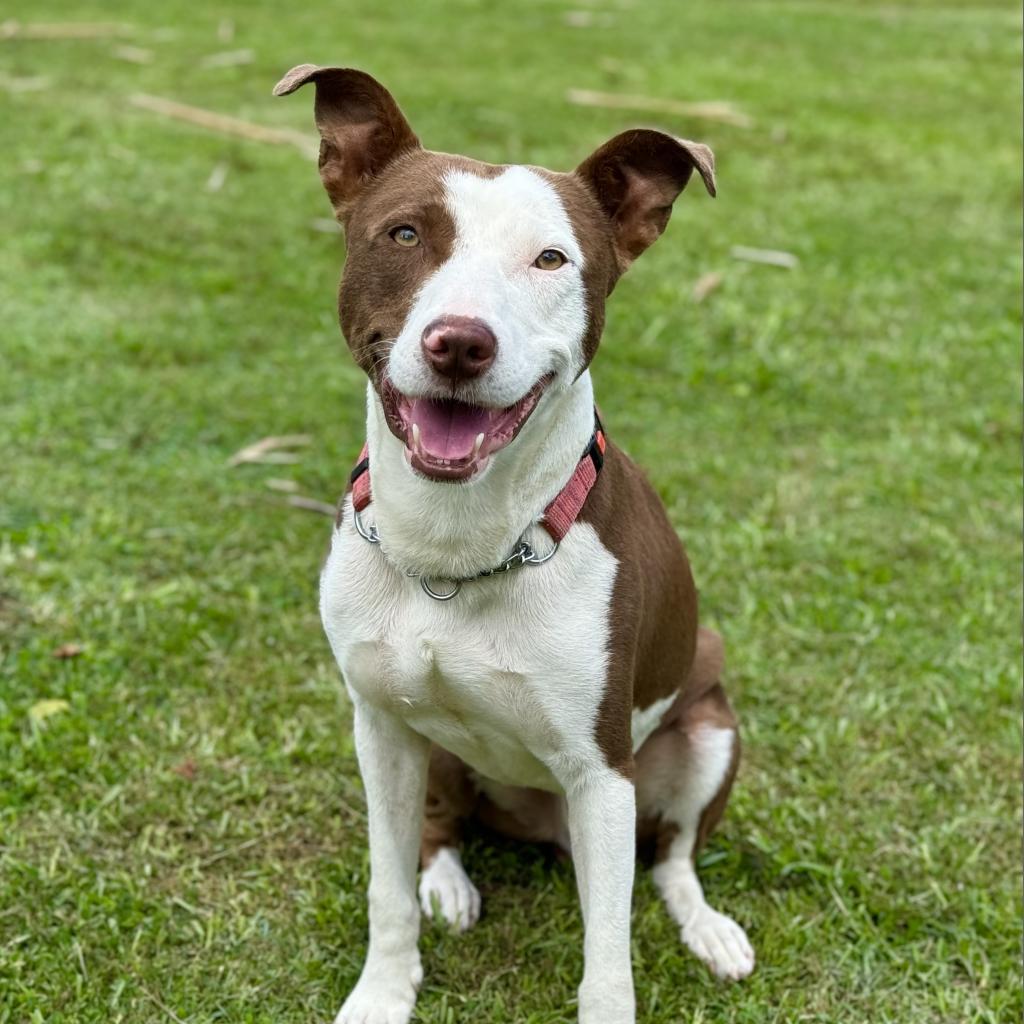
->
xmin=334 ymin=956 xmax=422 ymax=1024
xmin=681 ymin=906 xmax=755 ymax=981
xmin=418 ymin=847 xmax=481 ymax=932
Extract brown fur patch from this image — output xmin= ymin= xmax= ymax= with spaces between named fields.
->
xmin=657 ymin=680 xmax=741 ymax=859
xmin=337 ymin=150 xmax=502 ymax=387
xmin=477 ymin=788 xmax=567 ymax=849
xmin=577 ymin=440 xmax=699 ymax=777
xmin=421 ymin=744 xmax=478 ymax=867
xmin=422 ymin=749 xmax=568 ymax=864
xmin=655 ymin=626 xmax=727 ymax=730
xmin=635 ymin=648 xmax=740 ymax=865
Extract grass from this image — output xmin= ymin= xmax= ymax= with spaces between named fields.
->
xmin=1 ymin=0 xmax=1021 ymax=1021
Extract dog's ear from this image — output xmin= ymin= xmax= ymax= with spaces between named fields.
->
xmin=274 ymin=65 xmax=420 ymax=221
xmin=575 ymin=129 xmax=715 ymax=271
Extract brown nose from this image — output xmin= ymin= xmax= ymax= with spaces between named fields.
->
xmin=421 ymin=316 xmax=497 ymax=382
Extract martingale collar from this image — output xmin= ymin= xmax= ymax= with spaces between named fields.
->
xmin=349 ymin=411 xmax=606 ymax=600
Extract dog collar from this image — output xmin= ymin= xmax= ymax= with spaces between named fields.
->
xmin=349 ymin=411 xmax=606 ymax=600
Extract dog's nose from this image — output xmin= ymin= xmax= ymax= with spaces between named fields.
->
xmin=421 ymin=317 xmax=497 ymax=382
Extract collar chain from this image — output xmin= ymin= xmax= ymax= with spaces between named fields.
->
xmin=353 ymin=507 xmax=558 ymax=601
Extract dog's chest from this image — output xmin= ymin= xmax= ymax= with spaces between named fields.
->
xmin=321 ymin=511 xmax=618 ymax=791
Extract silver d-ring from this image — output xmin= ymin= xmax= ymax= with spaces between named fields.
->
xmin=353 ymin=508 xmax=380 ymax=544
xmin=526 ymin=538 xmax=559 ymax=565
xmin=420 ymin=576 xmax=462 ymax=601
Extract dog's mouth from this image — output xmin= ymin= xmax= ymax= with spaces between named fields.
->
xmin=381 ymin=376 xmax=553 ymax=482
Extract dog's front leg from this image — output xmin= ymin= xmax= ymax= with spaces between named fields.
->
xmin=336 ymin=698 xmax=430 ymax=1024
xmin=566 ymin=768 xmax=637 ymax=1024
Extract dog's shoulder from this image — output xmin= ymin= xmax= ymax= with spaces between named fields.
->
xmin=579 ymin=436 xmax=695 ymax=598
xmin=578 ymin=438 xmax=700 ymax=768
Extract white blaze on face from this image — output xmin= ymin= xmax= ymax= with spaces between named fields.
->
xmin=387 ymin=166 xmax=589 ymax=407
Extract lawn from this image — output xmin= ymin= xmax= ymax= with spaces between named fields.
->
xmin=1 ymin=1 xmax=1021 ymax=1021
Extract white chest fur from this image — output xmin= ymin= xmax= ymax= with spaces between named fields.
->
xmin=321 ymin=507 xmax=619 ymax=792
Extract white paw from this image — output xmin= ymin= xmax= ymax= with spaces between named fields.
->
xmin=334 ymin=958 xmax=422 ymax=1024
xmin=418 ymin=847 xmax=481 ymax=932
xmin=681 ymin=906 xmax=755 ymax=981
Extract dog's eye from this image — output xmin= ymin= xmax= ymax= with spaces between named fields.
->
xmin=533 ymin=249 xmax=566 ymax=271
xmin=390 ymin=225 xmax=420 ymax=247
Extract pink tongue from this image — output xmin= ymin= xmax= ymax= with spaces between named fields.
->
xmin=409 ymin=398 xmax=494 ymax=459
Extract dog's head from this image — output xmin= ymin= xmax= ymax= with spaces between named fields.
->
xmin=276 ymin=65 xmax=715 ymax=483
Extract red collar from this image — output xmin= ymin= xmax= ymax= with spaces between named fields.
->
xmin=350 ymin=412 xmax=605 ymax=543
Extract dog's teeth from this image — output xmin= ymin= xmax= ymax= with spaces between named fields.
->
xmin=473 ymin=432 xmax=485 ymax=456
xmin=411 ymin=423 xmax=421 ymax=451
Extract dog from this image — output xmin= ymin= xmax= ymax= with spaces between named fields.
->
xmin=274 ymin=64 xmax=754 ymax=1024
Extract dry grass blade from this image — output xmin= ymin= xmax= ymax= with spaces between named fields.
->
xmin=692 ymin=271 xmax=724 ymax=302
xmin=281 ymin=495 xmax=336 ymax=517
xmin=566 ymin=88 xmax=753 ymax=128
xmin=142 ymin=987 xmax=188 ymax=1024
xmin=0 ymin=72 xmax=50 ymax=93
xmin=198 ymin=48 xmax=255 ymax=69
xmin=0 ymin=20 xmax=132 ymax=39
xmin=265 ymin=478 xmax=299 ymax=493
xmin=227 ymin=434 xmax=313 ymax=467
xmin=564 ymin=11 xmax=615 ymax=28
xmin=52 ymin=643 xmax=84 ymax=659
xmin=129 ymin=94 xmax=317 ymax=158
xmin=205 ymin=162 xmax=229 ymax=192
xmin=111 ymin=45 xmax=153 ymax=64
xmin=730 ymin=245 xmax=799 ymax=269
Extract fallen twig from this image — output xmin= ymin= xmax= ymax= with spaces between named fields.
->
xmin=111 ymin=44 xmax=153 ymax=64
xmin=730 ymin=245 xmax=799 ymax=269
xmin=692 ymin=271 xmax=724 ymax=302
xmin=282 ymin=495 xmax=336 ymax=517
xmin=0 ymin=20 xmax=133 ymax=39
xmin=130 ymin=93 xmax=317 ymax=157
xmin=567 ymin=88 xmax=752 ymax=128
xmin=0 ymin=72 xmax=49 ymax=92
xmin=564 ymin=11 xmax=615 ymax=28
xmin=198 ymin=48 xmax=254 ymax=69
xmin=227 ymin=434 xmax=312 ymax=466
xmin=264 ymin=478 xmax=299 ymax=492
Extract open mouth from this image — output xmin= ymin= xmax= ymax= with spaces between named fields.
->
xmin=381 ymin=375 xmax=553 ymax=482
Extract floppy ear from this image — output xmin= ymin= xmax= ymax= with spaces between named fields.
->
xmin=575 ymin=129 xmax=715 ymax=271
xmin=273 ymin=65 xmax=420 ymax=221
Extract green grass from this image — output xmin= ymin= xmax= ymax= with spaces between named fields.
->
xmin=1 ymin=0 xmax=1021 ymax=1021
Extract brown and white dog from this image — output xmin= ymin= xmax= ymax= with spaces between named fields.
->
xmin=275 ymin=65 xmax=754 ymax=1024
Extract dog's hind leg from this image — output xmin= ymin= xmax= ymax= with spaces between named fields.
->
xmin=419 ymin=745 xmax=481 ymax=932
xmin=635 ymin=629 xmax=755 ymax=981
